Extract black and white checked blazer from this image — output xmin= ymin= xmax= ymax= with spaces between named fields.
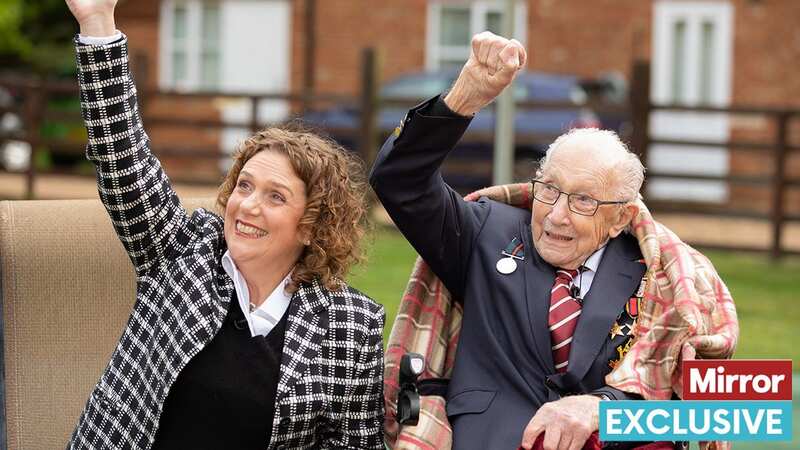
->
xmin=68 ymin=36 xmax=385 ymax=450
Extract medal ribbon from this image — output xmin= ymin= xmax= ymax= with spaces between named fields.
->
xmin=502 ymin=237 xmax=525 ymax=260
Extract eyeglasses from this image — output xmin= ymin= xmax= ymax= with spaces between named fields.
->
xmin=531 ymin=180 xmax=629 ymax=217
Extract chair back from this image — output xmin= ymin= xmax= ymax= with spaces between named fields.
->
xmin=0 ymin=198 xmax=215 ymax=449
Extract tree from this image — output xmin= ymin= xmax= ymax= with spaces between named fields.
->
xmin=0 ymin=0 xmax=79 ymax=76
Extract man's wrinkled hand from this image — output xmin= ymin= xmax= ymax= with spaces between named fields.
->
xmin=520 ymin=395 xmax=600 ymax=450
xmin=444 ymin=31 xmax=527 ymax=116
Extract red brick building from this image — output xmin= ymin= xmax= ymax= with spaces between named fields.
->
xmin=116 ymin=0 xmax=799 ymax=210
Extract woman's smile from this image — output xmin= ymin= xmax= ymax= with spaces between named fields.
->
xmin=235 ymin=220 xmax=268 ymax=238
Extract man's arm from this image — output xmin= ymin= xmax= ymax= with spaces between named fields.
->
xmin=591 ymin=385 xmax=643 ymax=401
xmin=370 ymin=99 xmax=481 ymax=299
xmin=370 ymin=32 xmax=526 ymax=298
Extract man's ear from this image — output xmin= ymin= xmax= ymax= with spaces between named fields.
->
xmin=608 ymin=203 xmax=639 ymax=238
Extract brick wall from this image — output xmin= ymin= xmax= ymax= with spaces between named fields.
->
xmin=526 ymin=0 xmax=651 ymax=78
xmin=731 ymin=0 xmax=800 ymax=108
xmin=290 ymin=0 xmax=427 ymax=98
xmin=726 ymin=0 xmax=800 ymax=215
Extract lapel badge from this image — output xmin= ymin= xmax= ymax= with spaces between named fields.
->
xmin=635 ymin=276 xmax=646 ymax=298
xmin=625 ymin=296 xmax=640 ymax=318
xmin=609 ymin=322 xmax=625 ymax=339
xmin=496 ymin=237 xmax=524 ymax=275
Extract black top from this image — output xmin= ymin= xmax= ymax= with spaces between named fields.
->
xmin=151 ymin=296 xmax=288 ymax=450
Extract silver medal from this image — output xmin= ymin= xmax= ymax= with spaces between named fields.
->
xmin=496 ymin=256 xmax=517 ymax=274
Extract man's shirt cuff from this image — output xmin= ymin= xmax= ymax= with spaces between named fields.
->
xmin=421 ymin=94 xmax=471 ymax=119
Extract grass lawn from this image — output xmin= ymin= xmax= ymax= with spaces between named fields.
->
xmin=348 ymin=227 xmax=800 ymax=368
xmin=347 ymin=227 xmax=419 ymax=343
xmin=704 ymin=250 xmax=800 ymax=369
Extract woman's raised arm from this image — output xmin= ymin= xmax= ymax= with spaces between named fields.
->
xmin=68 ymin=0 xmax=195 ymax=276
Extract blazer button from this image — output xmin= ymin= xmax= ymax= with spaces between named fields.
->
xmin=279 ymin=417 xmax=290 ymax=428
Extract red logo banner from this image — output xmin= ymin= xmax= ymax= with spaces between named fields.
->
xmin=682 ymin=360 xmax=792 ymax=400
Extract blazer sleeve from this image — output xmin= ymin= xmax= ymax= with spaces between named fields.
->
xmin=369 ymin=96 xmax=490 ymax=300
xmin=329 ymin=305 xmax=385 ymax=449
xmin=75 ymin=35 xmax=195 ymax=277
xmin=591 ymin=385 xmax=643 ymax=401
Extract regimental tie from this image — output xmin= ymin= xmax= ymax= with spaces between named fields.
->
xmin=548 ymin=268 xmax=581 ymax=373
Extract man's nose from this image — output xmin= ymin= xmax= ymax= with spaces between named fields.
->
xmin=547 ymin=193 xmax=571 ymax=224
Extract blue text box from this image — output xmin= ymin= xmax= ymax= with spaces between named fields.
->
xmin=599 ymin=400 xmax=792 ymax=441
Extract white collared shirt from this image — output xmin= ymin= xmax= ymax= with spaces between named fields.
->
xmin=77 ymin=31 xmax=124 ymax=45
xmin=571 ymin=245 xmax=607 ymax=299
xmin=221 ymin=251 xmax=292 ymax=337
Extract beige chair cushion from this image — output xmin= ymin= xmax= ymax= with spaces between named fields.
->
xmin=0 ymin=198 xmax=216 ymax=450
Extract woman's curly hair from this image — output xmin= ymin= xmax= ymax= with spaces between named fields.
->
xmin=217 ymin=124 xmax=369 ymax=293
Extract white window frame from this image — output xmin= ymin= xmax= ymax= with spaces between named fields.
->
xmin=652 ymin=0 xmax=733 ymax=107
xmin=426 ymin=1 xmax=527 ymax=70
xmin=648 ymin=0 xmax=735 ymax=203
xmin=159 ymin=0 xmax=222 ymax=91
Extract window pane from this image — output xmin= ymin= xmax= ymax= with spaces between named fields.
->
xmin=486 ymin=11 xmax=502 ymax=34
xmin=699 ymin=21 xmax=715 ymax=104
xmin=440 ymin=7 xmax=470 ymax=46
xmin=671 ymin=20 xmax=686 ymax=104
xmin=437 ymin=45 xmax=470 ymax=68
xmin=201 ymin=51 xmax=219 ymax=88
xmin=173 ymin=4 xmax=187 ymax=40
xmin=202 ymin=3 xmax=220 ymax=49
xmin=172 ymin=51 xmax=187 ymax=84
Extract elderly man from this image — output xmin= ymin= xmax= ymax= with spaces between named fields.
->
xmin=371 ymin=32 xmax=660 ymax=450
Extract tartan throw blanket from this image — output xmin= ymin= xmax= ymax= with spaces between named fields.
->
xmin=383 ymin=182 xmax=739 ymax=450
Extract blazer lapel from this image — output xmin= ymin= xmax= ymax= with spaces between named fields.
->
xmin=563 ymin=234 xmax=645 ymax=385
xmin=275 ymin=278 xmax=330 ymax=404
xmin=521 ymin=221 xmax=558 ymax=372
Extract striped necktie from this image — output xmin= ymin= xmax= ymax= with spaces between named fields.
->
xmin=548 ymin=268 xmax=581 ymax=373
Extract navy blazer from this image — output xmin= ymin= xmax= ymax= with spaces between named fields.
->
xmin=371 ymin=97 xmax=646 ymax=450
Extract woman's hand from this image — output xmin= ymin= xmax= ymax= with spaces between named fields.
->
xmin=65 ymin=0 xmax=118 ymax=37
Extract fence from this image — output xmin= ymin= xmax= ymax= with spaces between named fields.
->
xmin=1 ymin=57 xmax=798 ymax=257
xmin=626 ymin=61 xmax=800 ymax=258
xmin=0 ymin=48 xmax=380 ymax=192
xmin=643 ymin=105 xmax=799 ymax=258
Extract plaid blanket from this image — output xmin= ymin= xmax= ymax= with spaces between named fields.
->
xmin=383 ymin=182 xmax=738 ymax=450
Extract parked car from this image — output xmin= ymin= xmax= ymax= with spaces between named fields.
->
xmin=303 ymin=69 xmax=627 ymax=192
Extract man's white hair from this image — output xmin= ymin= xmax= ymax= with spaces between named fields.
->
xmin=535 ymin=128 xmax=645 ymax=202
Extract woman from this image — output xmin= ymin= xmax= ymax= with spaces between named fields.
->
xmin=65 ymin=1 xmax=384 ymax=449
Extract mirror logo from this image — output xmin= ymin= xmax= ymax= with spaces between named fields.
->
xmin=599 ymin=360 xmax=793 ymax=442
